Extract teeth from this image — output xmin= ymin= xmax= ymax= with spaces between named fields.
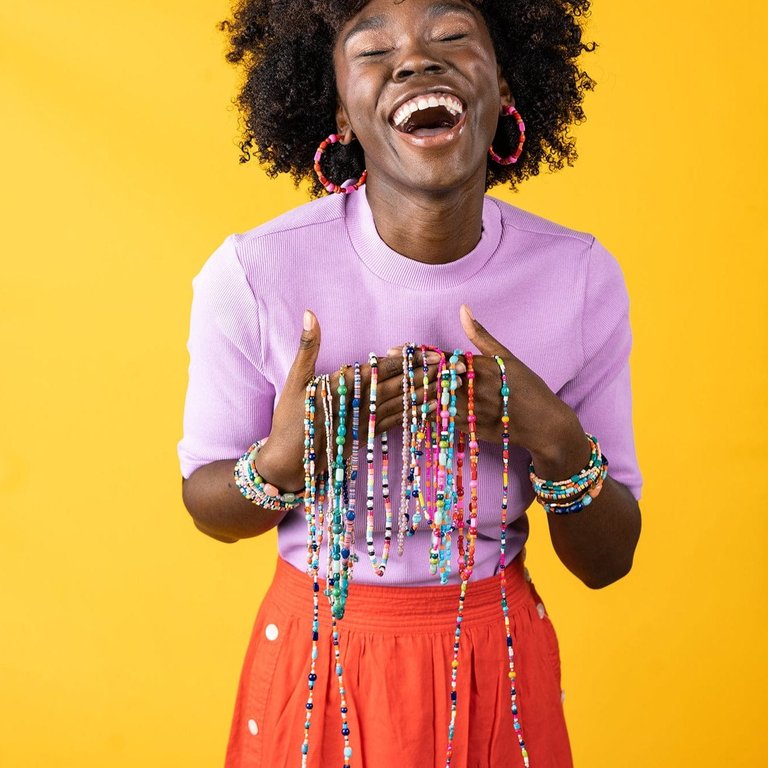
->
xmin=392 ymin=93 xmax=464 ymax=127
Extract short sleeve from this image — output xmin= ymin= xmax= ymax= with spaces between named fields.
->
xmin=177 ymin=236 xmax=276 ymax=479
xmin=557 ymin=238 xmax=643 ymax=500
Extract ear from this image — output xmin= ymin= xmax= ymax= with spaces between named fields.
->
xmin=496 ymin=65 xmax=514 ymax=109
xmin=335 ymin=102 xmax=355 ymax=145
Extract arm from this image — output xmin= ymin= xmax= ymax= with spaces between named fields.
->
xmin=182 ymin=460 xmax=289 ymax=543
xmin=528 ymin=409 xmax=641 ymax=589
xmin=457 ymin=299 xmax=642 ymax=589
xmin=181 ymin=311 xmax=441 ymax=543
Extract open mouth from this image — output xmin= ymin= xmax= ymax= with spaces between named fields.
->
xmin=391 ymin=93 xmax=465 ymax=137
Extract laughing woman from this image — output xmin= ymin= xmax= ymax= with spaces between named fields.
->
xmin=178 ymin=1 xmax=642 ymax=766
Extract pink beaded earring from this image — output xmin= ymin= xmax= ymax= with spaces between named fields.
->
xmin=313 ymin=133 xmax=368 ymax=194
xmin=488 ymin=104 xmax=526 ymax=165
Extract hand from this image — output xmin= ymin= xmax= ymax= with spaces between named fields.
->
xmin=254 ymin=311 xmax=442 ymax=491
xmin=455 ymin=305 xmax=589 ymax=468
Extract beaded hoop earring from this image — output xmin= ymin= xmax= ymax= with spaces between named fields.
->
xmin=488 ymin=105 xmax=526 ymax=166
xmin=313 ymin=133 xmax=368 ymax=194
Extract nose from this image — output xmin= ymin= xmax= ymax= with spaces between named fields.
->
xmin=392 ymin=39 xmax=447 ymax=82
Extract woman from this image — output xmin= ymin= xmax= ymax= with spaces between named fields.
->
xmin=179 ymin=1 xmax=642 ymax=766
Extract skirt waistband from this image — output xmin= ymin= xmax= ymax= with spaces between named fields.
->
xmin=268 ymin=555 xmax=534 ymax=634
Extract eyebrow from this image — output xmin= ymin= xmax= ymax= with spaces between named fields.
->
xmin=342 ymin=15 xmax=386 ymax=48
xmin=342 ymin=2 xmax=476 ymax=48
xmin=427 ymin=1 xmax=477 ymax=22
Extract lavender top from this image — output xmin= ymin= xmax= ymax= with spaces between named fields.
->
xmin=178 ymin=188 xmax=642 ymax=586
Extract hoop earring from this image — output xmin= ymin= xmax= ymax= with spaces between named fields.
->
xmin=313 ymin=134 xmax=367 ymax=194
xmin=488 ymin=105 xmax=526 ymax=165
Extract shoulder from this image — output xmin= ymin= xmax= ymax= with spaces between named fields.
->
xmin=233 ymin=194 xmax=346 ymax=251
xmin=193 ymin=194 xmax=347 ymax=293
xmin=487 ymin=194 xmax=594 ymax=248
xmin=487 ymin=195 xmax=626 ymax=285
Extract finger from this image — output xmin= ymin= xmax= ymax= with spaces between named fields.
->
xmin=460 ymin=305 xmax=512 ymax=358
xmin=375 ymin=399 xmax=438 ymax=435
xmin=384 ymin=345 xmax=444 ymax=364
xmin=285 ymin=310 xmax=321 ymax=390
xmin=373 ymin=363 xmax=442 ymax=407
xmin=376 ymin=349 xmax=442 ymax=380
xmin=374 ymin=378 xmax=441 ymax=424
xmin=384 ymin=347 xmax=468 ymax=375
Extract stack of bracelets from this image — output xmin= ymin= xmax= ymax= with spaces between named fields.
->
xmin=233 ymin=344 xmax=609 ymax=768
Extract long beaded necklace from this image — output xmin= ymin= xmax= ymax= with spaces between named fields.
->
xmin=301 ymin=376 xmax=320 ymax=766
xmin=303 ymin=374 xmax=354 ymax=767
xmin=494 ymin=355 xmax=529 ymax=767
xmin=365 ymin=354 xmax=394 ymax=575
xmin=444 ymin=351 xmax=478 ymax=766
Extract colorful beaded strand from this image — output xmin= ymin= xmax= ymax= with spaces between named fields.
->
xmin=329 ymin=367 xmax=350 ymax=620
xmin=365 ymin=354 xmax=392 ymax=576
xmin=301 ymin=376 xmax=321 ymax=766
xmin=345 ymin=363 xmax=362 ymax=561
xmin=494 ymin=355 xmax=529 ymax=768
xmin=398 ymin=344 xmax=416 ymax=555
xmin=445 ymin=352 xmax=479 ymax=766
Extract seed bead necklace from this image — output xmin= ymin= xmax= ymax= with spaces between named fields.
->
xmin=365 ymin=354 xmax=394 ymax=575
xmin=300 ymin=347 xmax=545 ymax=768
xmin=444 ymin=351 xmax=478 ymax=766
xmin=494 ymin=355 xmax=529 ymax=767
xmin=301 ymin=375 xmax=321 ymax=766
xmin=316 ymin=375 xmax=352 ymax=768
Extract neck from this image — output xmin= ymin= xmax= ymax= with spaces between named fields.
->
xmin=364 ymin=175 xmax=486 ymax=265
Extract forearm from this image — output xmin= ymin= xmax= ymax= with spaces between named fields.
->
xmin=529 ymin=412 xmax=642 ymax=589
xmin=181 ymin=459 xmax=293 ymax=542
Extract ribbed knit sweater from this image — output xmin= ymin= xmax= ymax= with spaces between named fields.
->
xmin=178 ymin=188 xmax=642 ymax=586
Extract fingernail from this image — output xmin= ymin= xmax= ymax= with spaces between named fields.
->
xmin=303 ymin=310 xmax=313 ymax=331
xmin=425 ymin=352 xmax=441 ymax=364
xmin=462 ymin=304 xmax=475 ymax=323
xmin=428 ymin=400 xmax=437 ymax=411
xmin=386 ymin=347 xmax=399 ymax=356
xmin=456 ymin=362 xmax=467 ymax=374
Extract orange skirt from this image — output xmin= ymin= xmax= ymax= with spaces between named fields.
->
xmin=225 ymin=555 xmax=572 ymax=768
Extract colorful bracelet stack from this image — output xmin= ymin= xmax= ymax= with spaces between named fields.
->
xmin=530 ymin=433 xmax=609 ymax=514
xmin=233 ymin=438 xmax=304 ymax=511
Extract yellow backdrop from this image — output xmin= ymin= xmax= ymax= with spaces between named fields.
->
xmin=2 ymin=1 xmax=766 ymax=765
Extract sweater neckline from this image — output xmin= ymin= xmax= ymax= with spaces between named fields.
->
xmin=345 ymin=186 xmax=503 ymax=290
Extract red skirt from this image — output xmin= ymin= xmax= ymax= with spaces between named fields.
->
xmin=225 ymin=554 xmax=573 ymax=768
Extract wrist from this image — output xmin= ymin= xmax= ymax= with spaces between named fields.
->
xmin=252 ymin=438 xmax=305 ymax=494
xmin=528 ymin=410 xmax=591 ymax=480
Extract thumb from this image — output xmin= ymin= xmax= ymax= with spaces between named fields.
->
xmin=287 ymin=309 xmax=322 ymax=387
xmin=460 ymin=304 xmax=511 ymax=357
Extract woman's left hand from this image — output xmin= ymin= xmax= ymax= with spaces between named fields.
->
xmin=456 ymin=305 xmax=593 ymax=473
xmin=391 ymin=305 xmax=590 ymax=470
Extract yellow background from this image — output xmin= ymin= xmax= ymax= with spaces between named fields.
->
xmin=2 ymin=0 xmax=766 ymax=765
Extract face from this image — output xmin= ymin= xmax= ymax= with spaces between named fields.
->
xmin=333 ymin=0 xmax=511 ymax=195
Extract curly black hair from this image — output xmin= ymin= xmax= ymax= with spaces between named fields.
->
xmin=220 ymin=0 xmax=596 ymax=197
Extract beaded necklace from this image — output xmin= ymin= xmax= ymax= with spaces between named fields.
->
xmin=301 ymin=347 xmax=544 ymax=768
xmin=365 ymin=354 xmax=393 ymax=575
xmin=494 ymin=355 xmax=529 ymax=767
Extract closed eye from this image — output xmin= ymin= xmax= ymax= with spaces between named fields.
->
xmin=359 ymin=48 xmax=391 ymax=57
xmin=438 ymin=34 xmax=467 ymax=42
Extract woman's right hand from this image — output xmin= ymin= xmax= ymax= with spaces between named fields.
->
xmin=252 ymin=310 xmax=445 ymax=493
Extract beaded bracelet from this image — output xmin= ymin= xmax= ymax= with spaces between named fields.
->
xmin=541 ymin=458 xmax=609 ymax=514
xmin=529 ymin=433 xmax=603 ymax=500
xmin=233 ymin=438 xmax=305 ymax=511
xmin=530 ymin=434 xmax=609 ymax=515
